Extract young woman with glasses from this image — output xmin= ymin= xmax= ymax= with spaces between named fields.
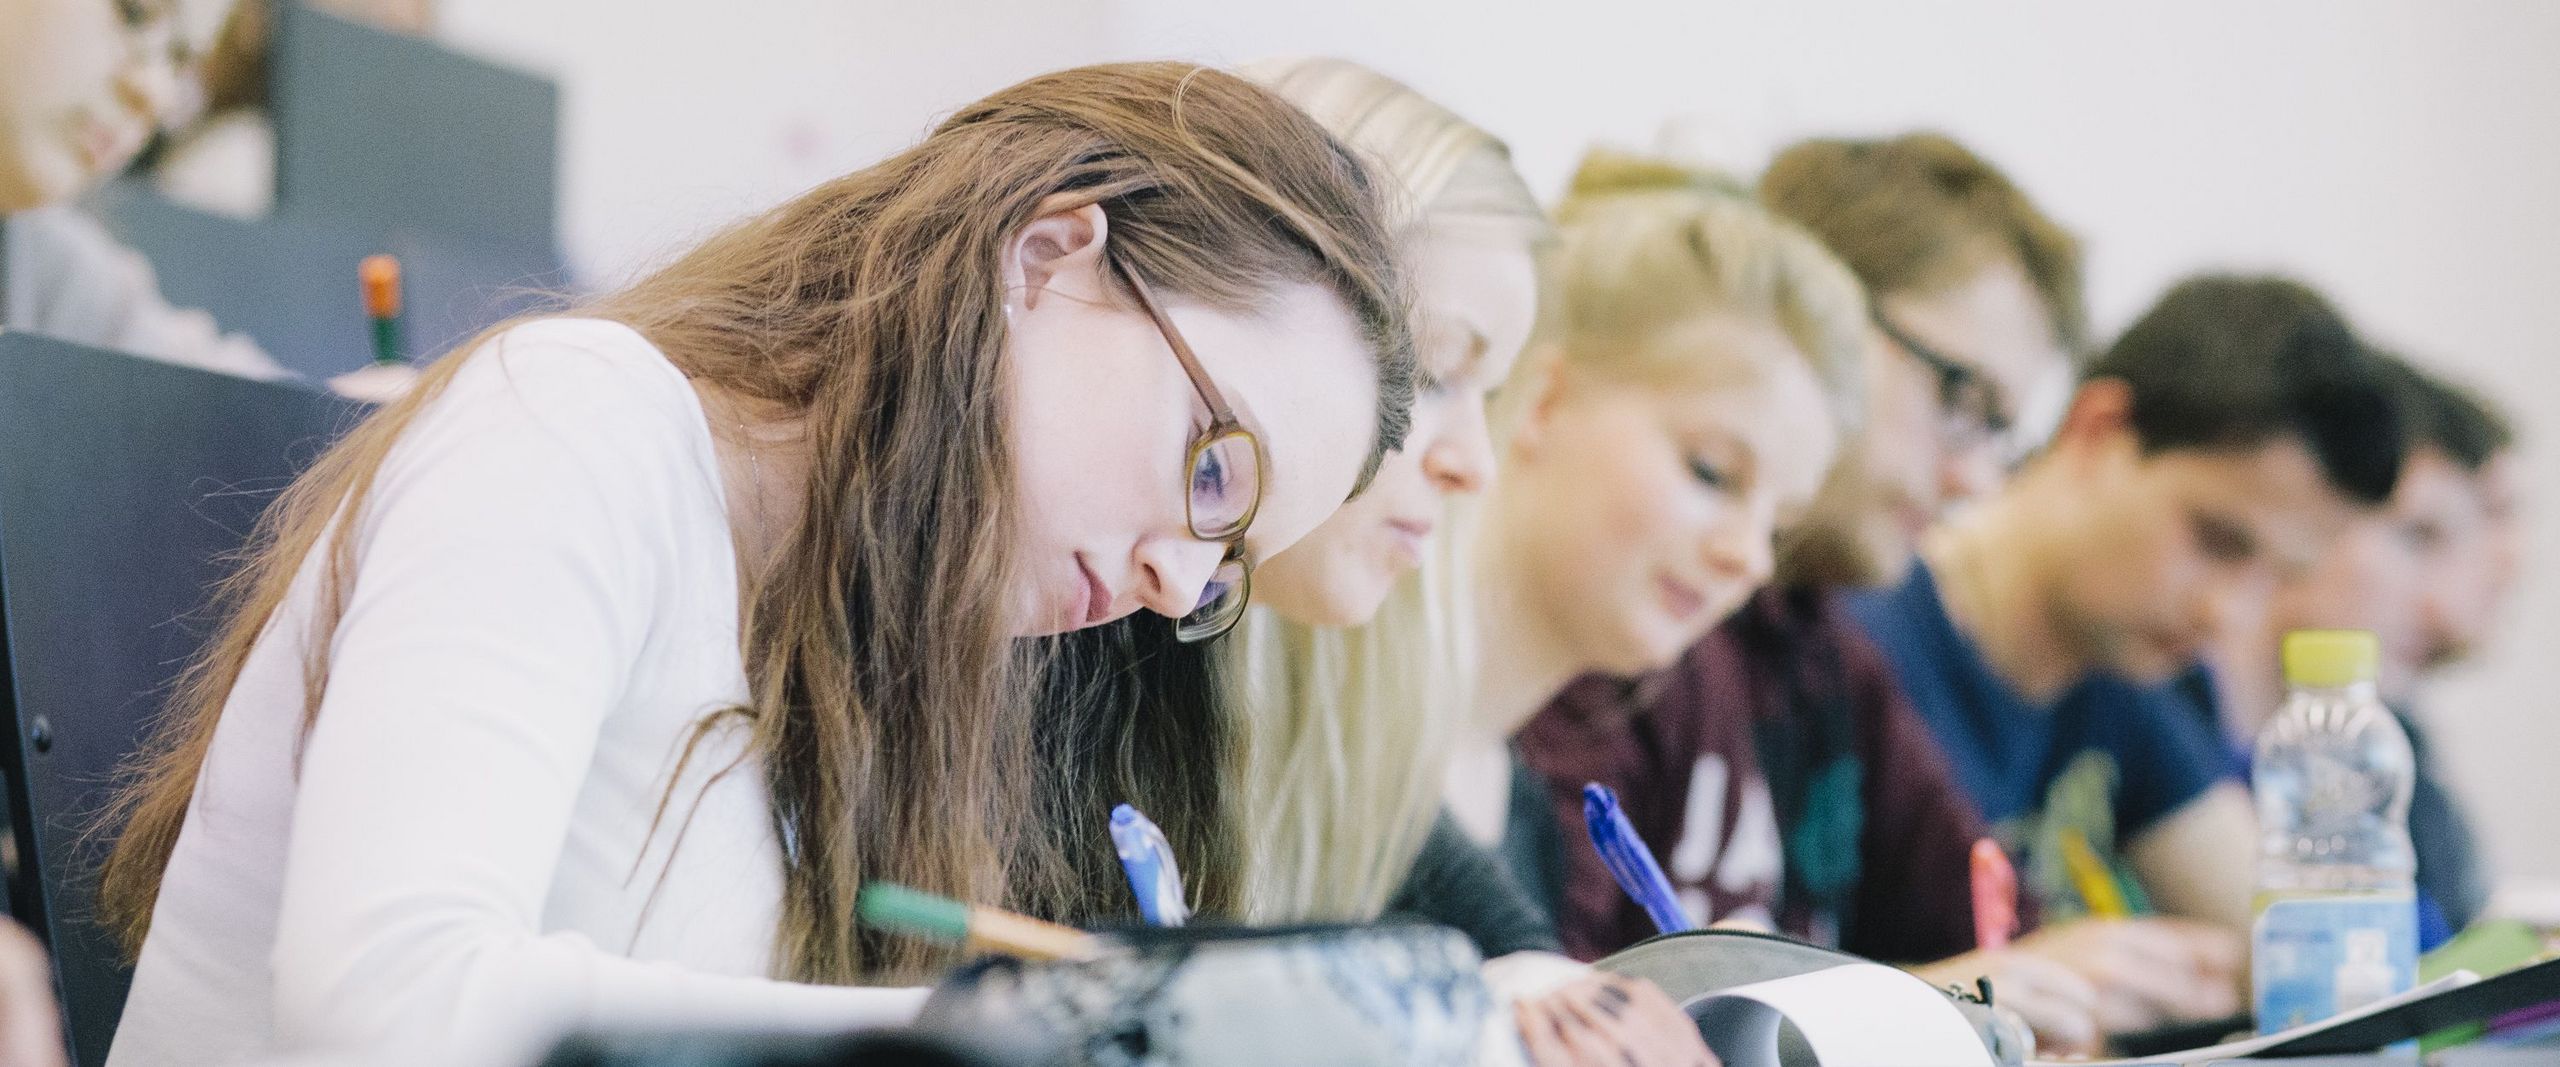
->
xmin=97 ymin=62 xmax=1415 ymax=1066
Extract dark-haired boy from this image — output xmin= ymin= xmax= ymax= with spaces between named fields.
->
xmin=1848 ymin=275 xmax=2410 ymax=938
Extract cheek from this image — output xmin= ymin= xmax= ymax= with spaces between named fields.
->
xmin=1575 ymin=463 xmax=1695 ymax=575
xmin=1005 ymin=351 xmax=1170 ymax=546
xmin=1273 ymin=480 xmax=1395 ymax=579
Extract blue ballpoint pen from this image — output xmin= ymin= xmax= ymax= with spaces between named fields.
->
xmin=1110 ymin=803 xmax=1189 ymax=927
xmin=1583 ymin=782 xmax=1697 ymax=935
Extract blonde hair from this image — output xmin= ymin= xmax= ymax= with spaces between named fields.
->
xmin=1546 ymin=149 xmax=1868 ymax=431
xmin=1231 ymin=58 xmax=1548 ymax=922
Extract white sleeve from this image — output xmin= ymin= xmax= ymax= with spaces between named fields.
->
xmin=266 ymin=331 xmax=922 ymax=1064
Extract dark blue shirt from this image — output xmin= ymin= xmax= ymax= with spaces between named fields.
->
xmin=1845 ymin=563 xmax=2233 ymax=917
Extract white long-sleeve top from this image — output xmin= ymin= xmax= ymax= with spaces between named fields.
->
xmin=111 ymin=319 xmax=928 ymax=1067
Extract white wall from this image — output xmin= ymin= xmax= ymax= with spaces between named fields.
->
xmin=431 ymin=0 xmax=2560 ymax=882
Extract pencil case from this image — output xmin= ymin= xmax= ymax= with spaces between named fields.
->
xmin=911 ymin=920 xmax=1492 ymax=1067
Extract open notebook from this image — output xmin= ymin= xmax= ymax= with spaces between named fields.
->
xmin=2049 ymin=972 xmax=2477 ymax=1066
xmin=1685 ymin=965 xmax=2519 ymax=1067
xmin=1683 ymin=963 xmax=1997 ymax=1067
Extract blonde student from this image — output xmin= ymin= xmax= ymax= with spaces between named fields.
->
xmin=1449 ymin=154 xmax=1866 ymax=898
xmin=1234 ymin=61 xmax=1713 ymax=1067
xmin=98 ymin=62 xmax=1415 ymax=1066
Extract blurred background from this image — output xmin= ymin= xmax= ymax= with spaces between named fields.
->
xmin=437 ymin=0 xmax=2560 ymax=886
xmin=54 ymin=0 xmax=2560 ymax=884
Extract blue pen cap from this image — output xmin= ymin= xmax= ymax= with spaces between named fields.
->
xmin=1110 ymin=803 xmax=1189 ymax=928
xmin=1583 ymin=783 xmax=1698 ymax=935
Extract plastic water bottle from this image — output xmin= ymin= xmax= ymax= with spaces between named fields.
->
xmin=2251 ymin=629 xmax=2418 ymax=1035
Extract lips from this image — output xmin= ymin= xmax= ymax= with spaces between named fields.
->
xmin=1385 ymin=517 xmax=1435 ymax=565
xmin=1656 ymin=574 xmax=1709 ymax=622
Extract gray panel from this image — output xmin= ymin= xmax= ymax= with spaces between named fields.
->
xmin=81 ymin=179 xmax=565 ymax=379
xmin=270 ymin=1 xmax=559 ymax=255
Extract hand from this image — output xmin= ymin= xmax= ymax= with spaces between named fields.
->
xmin=1515 ymin=974 xmax=1719 ymax=1067
xmin=2010 ymin=918 xmax=2243 ymax=1035
xmin=0 ymin=921 xmax=63 ymax=1067
xmin=1912 ymin=948 xmax=2103 ymax=1056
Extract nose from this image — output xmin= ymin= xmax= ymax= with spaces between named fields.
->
xmin=1130 ymin=535 xmax=1230 ymax=621
xmin=1421 ymin=402 xmax=1496 ymax=495
xmin=1938 ymin=438 xmax=2004 ymax=507
xmin=1701 ymin=496 xmax=1778 ymax=591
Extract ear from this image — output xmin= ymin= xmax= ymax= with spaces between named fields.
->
xmin=1001 ymin=199 xmax=1112 ymax=313
xmin=1505 ymin=349 xmax=1576 ymax=461
xmin=2048 ymin=377 xmax=2136 ymax=460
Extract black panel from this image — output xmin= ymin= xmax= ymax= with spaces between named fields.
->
xmin=0 ymin=333 xmax=352 ymax=1067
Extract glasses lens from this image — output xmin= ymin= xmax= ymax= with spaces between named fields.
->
xmin=1942 ymin=376 xmax=2010 ymax=443
xmin=1187 ymin=430 xmax=1261 ymax=540
xmin=1173 ymin=553 xmax=1251 ymax=643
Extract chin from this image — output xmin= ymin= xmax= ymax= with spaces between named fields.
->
xmin=1594 ymin=621 xmax=1691 ymax=677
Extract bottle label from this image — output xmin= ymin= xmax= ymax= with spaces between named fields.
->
xmin=2251 ymin=892 xmax=2418 ymax=1036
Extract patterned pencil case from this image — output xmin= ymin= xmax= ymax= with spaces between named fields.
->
xmin=913 ymin=920 xmax=1494 ymax=1067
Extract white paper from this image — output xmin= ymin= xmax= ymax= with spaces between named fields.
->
xmin=1687 ymin=963 xmax=1995 ymax=1067
xmin=2033 ymin=970 xmax=2480 ymax=1067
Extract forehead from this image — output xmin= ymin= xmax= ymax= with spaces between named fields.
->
xmin=1881 ymin=255 xmax=2067 ymax=403
xmin=2392 ymin=448 xmax=2481 ymax=523
xmin=1403 ymin=224 xmax=1539 ymax=370
xmin=1177 ymin=279 xmax=1377 ymax=549
xmin=2145 ymin=439 xmax=2359 ymax=542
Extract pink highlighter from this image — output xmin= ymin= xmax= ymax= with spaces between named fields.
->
xmin=1970 ymin=838 xmax=2019 ymax=953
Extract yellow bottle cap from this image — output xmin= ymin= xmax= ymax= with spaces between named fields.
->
xmin=2282 ymin=629 xmax=2380 ymax=688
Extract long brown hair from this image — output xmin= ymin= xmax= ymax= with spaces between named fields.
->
xmin=96 ymin=61 xmax=1415 ymax=984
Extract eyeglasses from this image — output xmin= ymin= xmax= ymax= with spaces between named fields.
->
xmin=1872 ymin=309 xmax=2012 ymax=452
xmin=1113 ymin=257 xmax=1265 ymax=643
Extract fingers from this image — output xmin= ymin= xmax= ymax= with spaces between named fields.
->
xmin=1985 ymin=957 xmax=2102 ymax=1056
xmin=2023 ymin=919 xmax=2244 ymax=1027
xmin=1514 ymin=977 xmax=1716 ymax=1067
xmin=1613 ymin=978 xmax=1719 ymax=1067
xmin=2004 ymin=989 xmax=2101 ymax=1057
xmin=1549 ymin=985 xmax=1644 ymax=1066
xmin=1516 ymin=995 xmax=1582 ymax=1067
